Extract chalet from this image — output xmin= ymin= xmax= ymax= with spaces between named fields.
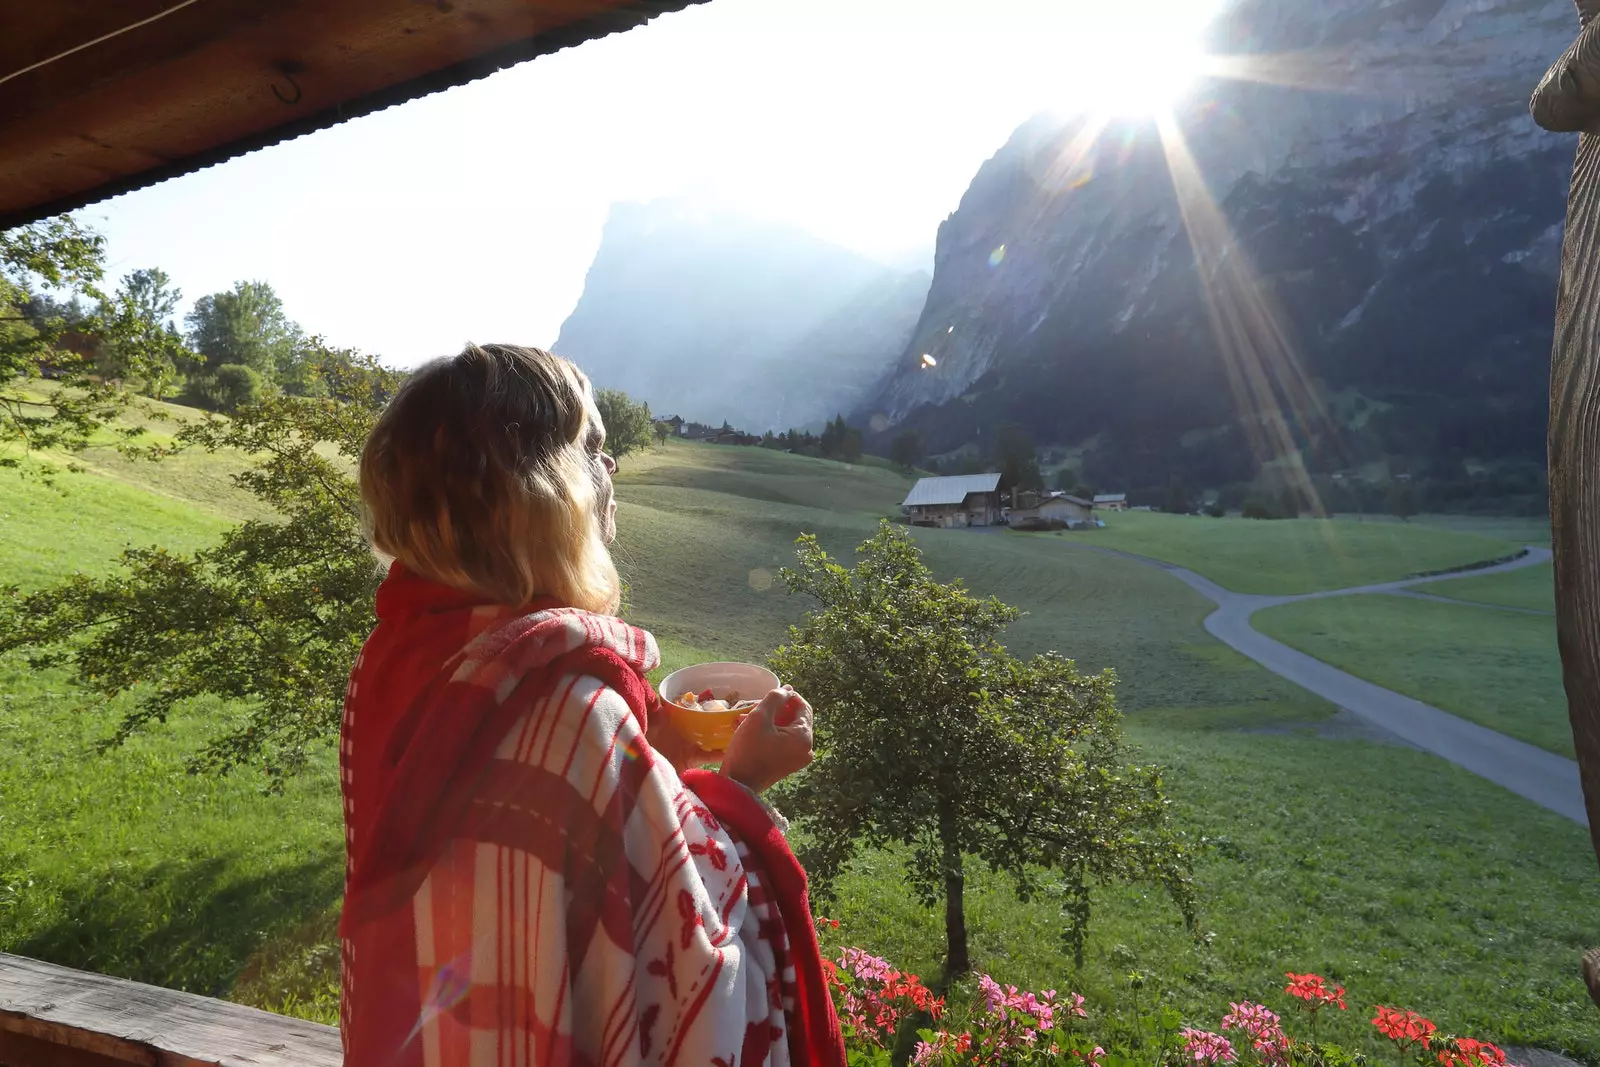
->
xmin=902 ymin=473 xmax=1003 ymax=528
xmin=710 ymin=431 xmax=762 ymax=446
xmin=1010 ymin=494 xmax=1096 ymax=529
xmin=1093 ymin=493 xmax=1129 ymax=512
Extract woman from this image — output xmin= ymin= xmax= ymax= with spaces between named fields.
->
xmin=339 ymin=343 xmax=843 ymax=1067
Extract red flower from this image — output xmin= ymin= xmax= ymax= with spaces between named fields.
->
xmin=1438 ymin=1038 xmax=1509 ymax=1067
xmin=1372 ymin=1006 xmax=1437 ymax=1045
xmin=1285 ymin=972 xmax=1348 ymax=1012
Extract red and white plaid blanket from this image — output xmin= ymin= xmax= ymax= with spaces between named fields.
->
xmin=339 ymin=563 xmax=842 ymax=1067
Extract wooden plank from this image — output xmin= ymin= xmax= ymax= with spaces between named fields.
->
xmin=0 ymin=1025 xmax=152 ymax=1067
xmin=0 ymin=0 xmax=705 ymax=228
xmin=0 ymin=954 xmax=339 ymax=1067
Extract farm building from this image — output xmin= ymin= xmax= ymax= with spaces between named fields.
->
xmin=1010 ymin=494 xmax=1096 ymax=529
xmin=1093 ymin=493 xmax=1129 ymax=511
xmin=902 ymin=473 xmax=1003 ymax=528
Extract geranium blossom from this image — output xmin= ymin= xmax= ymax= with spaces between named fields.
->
xmin=1285 ymin=972 xmax=1348 ymax=1012
xmin=1372 ymin=1006 xmax=1438 ymax=1046
xmin=1221 ymin=1001 xmax=1289 ymax=1066
xmin=1438 ymin=1037 xmax=1509 ymax=1067
xmin=1179 ymin=1028 xmax=1238 ymax=1065
xmin=829 ymin=947 xmax=944 ymax=1047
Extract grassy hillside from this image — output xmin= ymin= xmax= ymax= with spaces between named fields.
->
xmin=1253 ymin=594 xmax=1570 ymax=756
xmin=1 ymin=438 xmax=1596 ymax=1058
xmin=1418 ymin=562 xmax=1556 ymax=612
xmin=1087 ymin=511 xmax=1515 ymax=594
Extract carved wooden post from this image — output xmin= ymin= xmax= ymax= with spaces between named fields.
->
xmin=1532 ymin=0 xmax=1600 ymax=1012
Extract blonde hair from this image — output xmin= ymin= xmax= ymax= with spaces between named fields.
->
xmin=359 ymin=343 xmax=621 ymax=614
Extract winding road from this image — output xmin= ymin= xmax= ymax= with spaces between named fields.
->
xmin=1089 ymin=545 xmax=1587 ymax=826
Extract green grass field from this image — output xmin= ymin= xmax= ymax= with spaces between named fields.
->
xmin=1088 ymin=511 xmax=1515 ymax=595
xmin=1418 ymin=561 xmax=1556 ymax=612
xmin=2 ymin=437 xmax=1597 ymax=1059
xmin=1253 ymin=594 xmax=1571 ymax=757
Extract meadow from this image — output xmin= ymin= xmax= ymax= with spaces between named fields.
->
xmin=1418 ymin=561 xmax=1557 ymax=612
xmin=1087 ymin=510 xmax=1516 ymax=595
xmin=1 ymin=423 xmax=1597 ymax=1059
xmin=1252 ymin=593 xmax=1571 ymax=757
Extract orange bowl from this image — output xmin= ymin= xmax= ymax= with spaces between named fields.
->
xmin=659 ymin=661 xmax=780 ymax=751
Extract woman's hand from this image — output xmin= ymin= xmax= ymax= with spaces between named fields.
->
xmin=645 ymin=712 xmax=725 ymax=774
xmin=720 ymin=687 xmax=814 ymax=795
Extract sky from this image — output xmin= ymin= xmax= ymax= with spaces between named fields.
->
xmin=81 ymin=0 xmax=1224 ymax=367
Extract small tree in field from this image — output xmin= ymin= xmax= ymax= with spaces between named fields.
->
xmin=593 ymin=387 xmax=653 ymax=464
xmin=653 ymin=421 xmax=672 ymax=448
xmin=770 ymin=523 xmax=1195 ymax=978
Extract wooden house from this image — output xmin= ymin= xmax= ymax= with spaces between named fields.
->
xmin=902 ymin=473 xmax=1003 ymax=528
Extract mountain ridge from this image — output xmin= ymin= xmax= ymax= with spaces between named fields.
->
xmin=859 ymin=0 xmax=1573 ymax=499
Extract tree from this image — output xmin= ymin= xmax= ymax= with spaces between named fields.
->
xmin=1387 ymin=480 xmax=1418 ymax=521
xmin=654 ymin=421 xmax=672 ymax=448
xmin=2 ymin=216 xmax=185 ymax=460
xmin=96 ymin=268 xmax=191 ymax=398
xmin=1054 ymin=467 xmax=1090 ymax=497
xmin=0 ymin=346 xmax=401 ymax=779
xmin=889 ymin=430 xmax=922 ymax=472
xmin=199 ymin=363 xmax=266 ymax=413
xmin=593 ymin=388 xmax=653 ymax=463
xmin=1165 ymin=476 xmax=1190 ymax=515
xmin=993 ymin=422 xmax=1043 ymax=492
xmin=770 ymin=523 xmax=1195 ymax=978
xmin=185 ymin=280 xmax=301 ymax=382
xmin=818 ymin=415 xmax=863 ymax=463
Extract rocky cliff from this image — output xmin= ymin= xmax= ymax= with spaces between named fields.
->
xmin=553 ymin=197 xmax=928 ymax=431
xmin=862 ymin=0 xmax=1576 ymax=494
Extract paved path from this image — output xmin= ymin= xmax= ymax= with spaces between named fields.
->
xmin=1089 ymin=545 xmax=1586 ymax=826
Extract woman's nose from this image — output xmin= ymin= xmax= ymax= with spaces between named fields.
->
xmin=601 ymin=452 xmax=617 ymax=474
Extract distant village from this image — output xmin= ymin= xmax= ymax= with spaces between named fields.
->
xmin=656 ymin=415 xmax=1135 ymax=531
xmin=901 ymin=473 xmax=1130 ymax=531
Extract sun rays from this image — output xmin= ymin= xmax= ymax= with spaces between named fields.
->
xmin=1030 ymin=36 xmax=1374 ymax=515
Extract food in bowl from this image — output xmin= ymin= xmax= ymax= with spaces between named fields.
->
xmin=674 ymin=688 xmax=760 ymax=715
xmin=658 ymin=661 xmax=780 ymax=751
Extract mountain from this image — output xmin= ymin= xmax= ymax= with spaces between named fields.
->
xmin=860 ymin=0 xmax=1574 ymax=502
xmin=553 ymin=197 xmax=928 ymax=432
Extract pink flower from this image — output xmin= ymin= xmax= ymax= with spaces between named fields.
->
xmin=1180 ymin=1028 xmax=1239 ymax=1065
xmin=1221 ymin=1001 xmax=1289 ymax=1066
xmin=839 ymin=947 xmax=895 ymax=982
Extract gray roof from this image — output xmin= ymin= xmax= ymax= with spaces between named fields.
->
xmin=902 ymin=473 xmax=1002 ymax=508
xmin=1093 ymin=493 xmax=1127 ymax=503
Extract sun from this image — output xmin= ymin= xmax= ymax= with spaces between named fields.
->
xmin=1045 ymin=2 xmax=1220 ymax=121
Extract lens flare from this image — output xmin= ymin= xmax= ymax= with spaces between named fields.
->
xmin=406 ymin=952 xmax=473 ymax=1045
xmin=920 ymin=353 xmax=938 ymax=368
xmin=988 ymin=244 xmax=1006 ymax=267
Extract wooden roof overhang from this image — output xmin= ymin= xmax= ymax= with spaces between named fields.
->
xmin=0 ymin=0 xmax=706 ymax=231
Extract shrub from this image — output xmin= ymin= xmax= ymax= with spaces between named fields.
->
xmin=182 ymin=362 xmax=266 ymax=413
xmin=772 ymin=523 xmax=1194 ymax=978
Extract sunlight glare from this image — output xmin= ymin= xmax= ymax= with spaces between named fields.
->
xmin=1034 ymin=0 xmax=1225 ymax=121
xmin=1153 ymin=111 xmax=1343 ymax=515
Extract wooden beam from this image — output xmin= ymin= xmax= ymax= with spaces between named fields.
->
xmin=0 ymin=953 xmax=339 ymax=1067
xmin=0 ymin=0 xmax=705 ymax=229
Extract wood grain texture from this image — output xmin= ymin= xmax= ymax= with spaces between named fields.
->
xmin=0 ymin=0 xmax=705 ymax=228
xmin=0 ymin=953 xmax=339 ymax=1067
xmin=1538 ymin=1 xmax=1600 ymax=867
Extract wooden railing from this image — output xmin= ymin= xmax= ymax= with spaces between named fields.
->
xmin=0 ymin=953 xmax=339 ymax=1067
